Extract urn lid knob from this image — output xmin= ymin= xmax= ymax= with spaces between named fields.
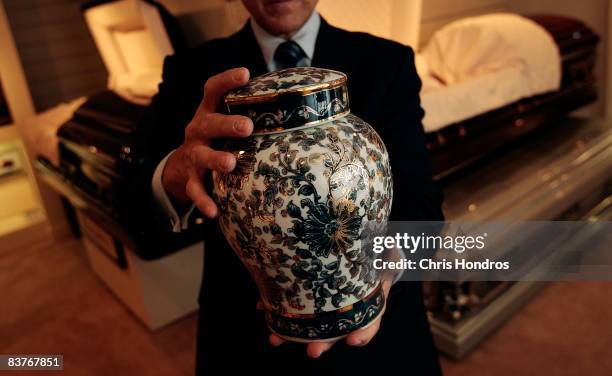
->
xmin=224 ymin=67 xmax=350 ymax=133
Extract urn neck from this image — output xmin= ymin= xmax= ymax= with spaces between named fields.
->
xmin=224 ymin=81 xmax=350 ymax=134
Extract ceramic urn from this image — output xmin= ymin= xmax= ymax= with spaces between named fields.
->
xmin=212 ymin=67 xmax=393 ymax=342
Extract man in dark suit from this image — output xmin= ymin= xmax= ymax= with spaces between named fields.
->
xmin=143 ymin=0 xmax=444 ymax=374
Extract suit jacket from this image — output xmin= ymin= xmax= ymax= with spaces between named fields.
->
xmin=139 ymin=18 xmax=444 ymax=375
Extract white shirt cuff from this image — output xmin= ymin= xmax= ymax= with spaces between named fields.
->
xmin=152 ymin=150 xmax=195 ymax=232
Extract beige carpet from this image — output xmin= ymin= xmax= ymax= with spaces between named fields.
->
xmin=2 ymin=233 xmax=611 ymax=375
xmin=0 ymin=235 xmax=198 ymax=376
xmin=441 ymin=281 xmax=612 ymax=375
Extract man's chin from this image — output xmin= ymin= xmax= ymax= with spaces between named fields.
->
xmin=260 ymin=18 xmax=303 ymax=36
xmin=261 ymin=0 xmax=303 ymax=22
xmin=263 ymin=0 xmax=300 ymax=14
xmin=246 ymin=0 xmax=315 ymax=36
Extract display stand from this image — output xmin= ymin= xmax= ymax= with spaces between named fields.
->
xmin=432 ymin=116 xmax=612 ymax=358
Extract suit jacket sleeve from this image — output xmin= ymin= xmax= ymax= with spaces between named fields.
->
xmin=376 ymin=46 xmax=444 ymax=222
xmin=144 ymin=54 xmax=203 ymax=168
xmin=119 ymin=54 xmax=205 ymax=252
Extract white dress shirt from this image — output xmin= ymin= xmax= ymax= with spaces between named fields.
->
xmin=151 ymin=11 xmax=321 ymax=232
xmin=251 ymin=10 xmax=320 ymax=71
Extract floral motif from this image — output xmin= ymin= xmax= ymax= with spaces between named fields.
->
xmin=213 ymin=113 xmax=391 ymax=317
xmin=291 ymin=199 xmax=362 ymax=258
xmin=217 ymin=137 xmax=257 ymax=192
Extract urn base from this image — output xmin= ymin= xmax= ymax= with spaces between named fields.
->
xmin=265 ymin=284 xmax=386 ymax=342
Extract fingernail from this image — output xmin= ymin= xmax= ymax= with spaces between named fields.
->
xmin=233 ymin=68 xmax=246 ymax=82
xmin=347 ymin=337 xmax=364 ymax=346
xmin=218 ymin=157 xmax=232 ymax=170
xmin=235 ymin=120 xmax=251 ymax=133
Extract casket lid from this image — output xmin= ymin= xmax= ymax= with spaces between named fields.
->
xmin=83 ymin=0 xmax=177 ymax=105
xmin=223 ymin=67 xmax=350 ymax=132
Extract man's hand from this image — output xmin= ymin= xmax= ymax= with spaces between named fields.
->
xmin=261 ymin=279 xmax=392 ymax=359
xmin=161 ymin=67 xmax=253 ymax=217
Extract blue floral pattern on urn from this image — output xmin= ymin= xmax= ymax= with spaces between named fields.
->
xmin=213 ymin=67 xmax=393 ymax=342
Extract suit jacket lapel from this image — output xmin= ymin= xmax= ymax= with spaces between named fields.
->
xmin=231 ymin=20 xmax=268 ymax=77
xmin=311 ymin=17 xmax=340 ymax=70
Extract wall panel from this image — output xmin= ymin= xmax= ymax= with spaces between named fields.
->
xmin=4 ymin=0 xmax=106 ymax=112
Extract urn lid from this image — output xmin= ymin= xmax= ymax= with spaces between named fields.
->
xmin=224 ymin=67 xmax=350 ymax=133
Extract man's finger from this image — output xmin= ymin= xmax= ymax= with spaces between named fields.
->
xmin=190 ymin=144 xmax=236 ymax=173
xmin=199 ymin=113 xmax=253 ymax=139
xmin=269 ymin=334 xmax=285 ymax=347
xmin=201 ymin=67 xmax=250 ymax=113
xmin=307 ymin=340 xmax=337 ymax=359
xmin=345 ymin=318 xmax=381 ymax=347
xmin=185 ymin=177 xmax=217 ymax=218
xmin=346 ymin=281 xmax=390 ymax=347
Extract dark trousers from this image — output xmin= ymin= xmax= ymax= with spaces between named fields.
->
xmin=195 ymin=281 xmax=442 ymax=375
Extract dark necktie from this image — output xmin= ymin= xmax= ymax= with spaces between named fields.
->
xmin=274 ymin=40 xmax=306 ymax=69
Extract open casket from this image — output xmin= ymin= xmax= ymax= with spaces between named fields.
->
xmin=420 ymin=14 xmax=600 ymax=180
xmin=32 ymin=1 xmax=203 ymax=329
xmin=417 ymin=14 xmax=611 ymax=358
xmin=34 ymin=0 xmax=196 ymax=258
